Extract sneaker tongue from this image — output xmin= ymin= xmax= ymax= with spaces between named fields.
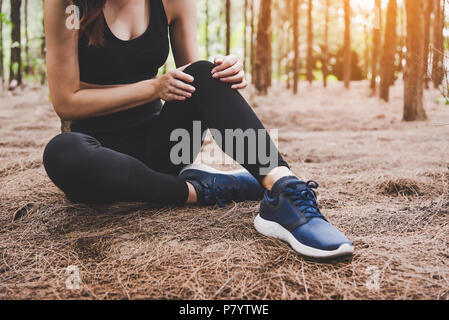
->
xmin=269 ymin=176 xmax=306 ymax=199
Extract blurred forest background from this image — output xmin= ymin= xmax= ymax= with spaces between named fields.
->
xmin=0 ymin=0 xmax=448 ymax=121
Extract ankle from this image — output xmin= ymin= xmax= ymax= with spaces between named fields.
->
xmin=186 ymin=182 xmax=198 ymax=204
xmin=262 ymin=167 xmax=297 ymax=191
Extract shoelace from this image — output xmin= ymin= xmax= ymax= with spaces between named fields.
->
xmin=203 ymin=177 xmax=239 ymax=208
xmin=284 ymin=180 xmax=325 ymax=219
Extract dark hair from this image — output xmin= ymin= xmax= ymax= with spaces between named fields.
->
xmin=73 ymin=0 xmax=107 ymax=46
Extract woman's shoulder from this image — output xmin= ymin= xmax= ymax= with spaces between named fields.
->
xmin=162 ymin=0 xmax=196 ymax=25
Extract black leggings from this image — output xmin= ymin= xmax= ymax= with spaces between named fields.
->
xmin=43 ymin=61 xmax=288 ymax=205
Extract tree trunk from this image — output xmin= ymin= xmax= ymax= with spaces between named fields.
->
xmin=286 ymin=0 xmax=292 ymax=90
xmin=396 ymin=3 xmax=406 ymax=75
xmin=275 ymin=2 xmax=282 ymax=80
xmin=404 ymin=0 xmax=427 ymax=121
xmin=40 ymin=0 xmax=46 ymax=85
xmin=205 ymin=0 xmax=209 ymax=59
xmin=225 ymin=0 xmax=231 ymax=55
xmin=293 ymin=0 xmax=299 ymax=94
xmin=363 ymin=19 xmax=370 ymax=78
xmin=432 ymin=0 xmax=444 ymax=88
xmin=0 ymin=0 xmax=4 ymax=87
xmin=250 ymin=0 xmax=255 ymax=83
xmin=343 ymin=0 xmax=351 ymax=89
xmin=254 ymin=0 xmax=272 ymax=95
xmin=370 ymin=0 xmax=381 ymax=92
xmin=9 ymin=0 xmax=22 ymax=88
xmin=24 ymin=0 xmax=29 ymax=74
xmin=243 ymin=0 xmax=248 ymax=71
xmin=323 ymin=0 xmax=329 ymax=88
xmin=423 ymin=0 xmax=434 ymax=89
xmin=379 ymin=0 xmax=397 ymax=102
xmin=306 ymin=0 xmax=313 ymax=85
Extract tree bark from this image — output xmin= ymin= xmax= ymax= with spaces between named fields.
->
xmin=254 ymin=0 xmax=272 ymax=95
xmin=293 ymin=0 xmax=299 ymax=94
xmin=370 ymin=0 xmax=381 ymax=92
xmin=404 ymin=0 xmax=427 ymax=121
xmin=380 ymin=0 xmax=397 ymax=102
xmin=323 ymin=0 xmax=329 ymax=88
xmin=343 ymin=0 xmax=351 ymax=89
xmin=432 ymin=0 xmax=444 ymax=88
xmin=423 ymin=0 xmax=434 ymax=89
xmin=9 ymin=0 xmax=22 ymax=88
xmin=306 ymin=0 xmax=313 ymax=85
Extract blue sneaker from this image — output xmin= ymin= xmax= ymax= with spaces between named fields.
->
xmin=179 ymin=164 xmax=264 ymax=207
xmin=254 ymin=176 xmax=354 ymax=259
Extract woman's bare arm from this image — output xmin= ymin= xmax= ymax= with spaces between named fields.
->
xmin=164 ymin=0 xmax=200 ymax=67
xmin=45 ymin=0 xmax=162 ymax=121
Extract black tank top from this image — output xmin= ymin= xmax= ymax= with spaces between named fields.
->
xmin=71 ymin=0 xmax=169 ymax=138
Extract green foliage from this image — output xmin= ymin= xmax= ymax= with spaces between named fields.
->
xmin=0 ymin=12 xmax=11 ymax=25
xmin=11 ymin=61 xmax=18 ymax=74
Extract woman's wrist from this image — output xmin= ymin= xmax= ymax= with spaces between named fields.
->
xmin=143 ymin=78 xmax=161 ymax=101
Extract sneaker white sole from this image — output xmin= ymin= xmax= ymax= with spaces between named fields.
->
xmin=254 ymin=214 xmax=354 ymax=259
xmin=180 ymin=163 xmax=247 ymax=176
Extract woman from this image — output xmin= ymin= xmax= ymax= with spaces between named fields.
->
xmin=43 ymin=0 xmax=353 ymax=259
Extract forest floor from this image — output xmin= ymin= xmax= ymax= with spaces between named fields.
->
xmin=0 ymin=81 xmax=448 ymax=300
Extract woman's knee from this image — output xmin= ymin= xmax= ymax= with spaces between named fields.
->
xmin=43 ymin=133 xmax=98 ymax=183
xmin=184 ymin=60 xmax=215 ymax=80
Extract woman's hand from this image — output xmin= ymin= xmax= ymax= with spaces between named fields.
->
xmin=211 ymin=54 xmax=247 ymax=90
xmin=156 ymin=66 xmax=196 ymax=101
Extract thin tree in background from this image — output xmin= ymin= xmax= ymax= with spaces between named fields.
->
xmin=250 ymin=0 xmax=255 ymax=83
xmin=40 ymin=0 xmax=46 ymax=85
xmin=363 ymin=14 xmax=370 ymax=78
xmin=396 ymin=3 xmax=406 ymax=76
xmin=379 ymin=0 xmax=397 ymax=102
xmin=370 ymin=0 xmax=381 ymax=93
xmin=343 ymin=0 xmax=351 ymax=89
xmin=217 ymin=4 xmax=224 ymax=53
xmin=423 ymin=0 xmax=434 ymax=89
xmin=226 ymin=0 xmax=231 ymax=55
xmin=24 ymin=0 xmax=29 ymax=73
xmin=275 ymin=2 xmax=283 ymax=79
xmin=205 ymin=0 xmax=210 ymax=59
xmin=306 ymin=0 xmax=313 ymax=85
xmin=286 ymin=0 xmax=293 ymax=90
xmin=0 ymin=0 xmax=4 ymax=87
xmin=254 ymin=0 xmax=272 ymax=95
xmin=243 ymin=0 xmax=248 ymax=71
xmin=404 ymin=0 xmax=427 ymax=121
xmin=9 ymin=0 xmax=22 ymax=88
xmin=432 ymin=0 xmax=444 ymax=88
xmin=293 ymin=0 xmax=299 ymax=94
xmin=322 ymin=0 xmax=329 ymax=88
